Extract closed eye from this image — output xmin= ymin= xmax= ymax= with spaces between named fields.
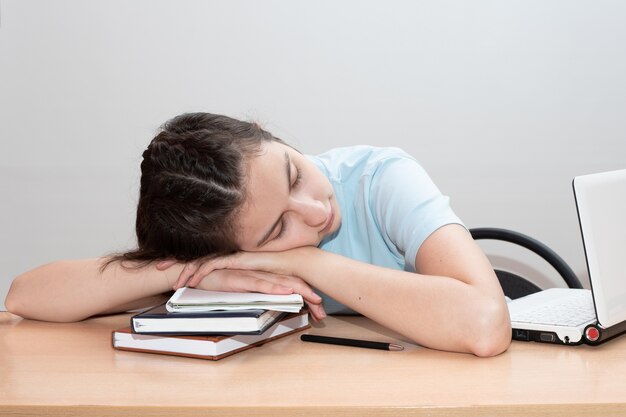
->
xmin=274 ymin=166 xmax=302 ymax=241
xmin=274 ymin=218 xmax=287 ymax=240
xmin=292 ymin=166 xmax=303 ymax=188
xmin=266 ymin=157 xmax=302 ymax=244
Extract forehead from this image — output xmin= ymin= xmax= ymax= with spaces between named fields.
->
xmin=236 ymin=141 xmax=289 ymax=247
xmin=244 ymin=141 xmax=288 ymax=199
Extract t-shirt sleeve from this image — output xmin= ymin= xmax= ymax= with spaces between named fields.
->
xmin=370 ymin=151 xmax=464 ymax=270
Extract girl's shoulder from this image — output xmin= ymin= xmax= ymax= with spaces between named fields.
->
xmin=314 ymin=145 xmax=411 ymax=161
xmin=308 ymin=146 xmax=418 ymax=181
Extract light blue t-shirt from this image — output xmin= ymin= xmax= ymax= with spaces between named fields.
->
xmin=307 ymin=146 xmax=463 ymax=314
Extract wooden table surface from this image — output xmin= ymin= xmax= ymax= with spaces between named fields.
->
xmin=1 ymin=311 xmax=626 ymax=417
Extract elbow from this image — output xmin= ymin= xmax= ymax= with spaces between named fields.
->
xmin=470 ymin=333 xmax=511 ymax=358
xmin=5 ymin=277 xmax=26 ymax=318
xmin=5 ymin=275 xmax=46 ymax=320
xmin=467 ymin=298 xmax=512 ymax=358
xmin=5 ymin=272 xmax=84 ymax=322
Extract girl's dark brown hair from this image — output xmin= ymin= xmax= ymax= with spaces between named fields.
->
xmin=107 ymin=112 xmax=283 ymax=267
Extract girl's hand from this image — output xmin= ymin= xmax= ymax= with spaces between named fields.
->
xmin=156 ymin=252 xmax=326 ymax=321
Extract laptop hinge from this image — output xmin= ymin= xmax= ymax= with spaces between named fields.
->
xmin=584 ymin=320 xmax=626 ymax=345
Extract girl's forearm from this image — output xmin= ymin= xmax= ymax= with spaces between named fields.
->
xmin=5 ymin=258 xmax=182 ymax=322
xmin=288 ymin=247 xmax=511 ymax=356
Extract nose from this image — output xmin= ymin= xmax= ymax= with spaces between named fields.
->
xmin=289 ymin=196 xmax=327 ymax=227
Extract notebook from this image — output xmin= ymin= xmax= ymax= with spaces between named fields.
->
xmin=166 ymin=287 xmax=304 ymax=313
xmin=508 ymin=168 xmax=626 ymax=345
xmin=130 ymin=304 xmax=286 ymax=335
xmin=113 ymin=311 xmax=310 ymax=361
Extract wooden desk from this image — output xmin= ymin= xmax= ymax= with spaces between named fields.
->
xmin=1 ymin=311 xmax=625 ymax=417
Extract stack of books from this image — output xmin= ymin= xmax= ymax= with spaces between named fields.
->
xmin=112 ymin=288 xmax=309 ymax=360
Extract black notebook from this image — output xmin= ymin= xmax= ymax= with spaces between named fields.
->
xmin=114 ymin=311 xmax=310 ymax=361
xmin=131 ymin=304 xmax=286 ymax=335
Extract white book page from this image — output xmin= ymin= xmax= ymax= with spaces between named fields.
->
xmin=166 ymin=288 xmax=304 ymax=312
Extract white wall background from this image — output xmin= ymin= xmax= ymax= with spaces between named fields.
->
xmin=1 ymin=0 xmax=625 ymax=310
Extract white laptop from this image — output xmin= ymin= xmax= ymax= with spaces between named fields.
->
xmin=508 ymin=168 xmax=626 ymax=345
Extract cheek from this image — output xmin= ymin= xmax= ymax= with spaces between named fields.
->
xmin=274 ymin=228 xmax=321 ymax=251
xmin=307 ymin=170 xmax=332 ymax=197
xmin=290 ymin=222 xmax=323 ymax=247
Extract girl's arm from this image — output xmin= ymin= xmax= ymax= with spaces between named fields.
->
xmin=5 ymin=258 xmax=325 ymax=322
xmin=177 ymin=224 xmax=512 ymax=357
xmin=4 ymin=259 xmax=184 ymax=322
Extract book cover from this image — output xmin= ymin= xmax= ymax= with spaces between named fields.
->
xmin=113 ymin=311 xmax=310 ymax=361
xmin=131 ymin=304 xmax=286 ymax=335
xmin=166 ymin=287 xmax=304 ymax=313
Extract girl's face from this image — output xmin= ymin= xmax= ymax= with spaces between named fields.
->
xmin=236 ymin=141 xmax=341 ymax=252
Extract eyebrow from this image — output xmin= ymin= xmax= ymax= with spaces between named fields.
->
xmin=256 ymin=151 xmax=292 ymax=248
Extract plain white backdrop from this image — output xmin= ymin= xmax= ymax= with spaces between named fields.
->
xmin=1 ymin=0 xmax=625 ymax=309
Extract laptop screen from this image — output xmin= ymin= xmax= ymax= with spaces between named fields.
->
xmin=574 ymin=169 xmax=626 ymax=328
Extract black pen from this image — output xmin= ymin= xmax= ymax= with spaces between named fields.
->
xmin=300 ymin=334 xmax=404 ymax=351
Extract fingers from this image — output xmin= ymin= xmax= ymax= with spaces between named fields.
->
xmin=186 ymin=259 xmax=223 ymax=288
xmin=155 ymin=260 xmax=177 ymax=271
xmin=173 ymin=261 xmax=201 ymax=290
xmin=307 ymin=302 xmax=327 ymax=322
xmin=186 ymin=263 xmax=223 ymax=288
xmin=180 ymin=255 xmax=237 ymax=289
xmin=289 ymin=280 xmax=323 ymax=306
xmin=243 ymin=278 xmax=294 ymax=295
xmin=202 ymin=268 xmax=327 ymax=320
xmin=239 ymin=275 xmax=326 ymax=320
xmin=272 ymin=276 xmax=324 ymax=315
xmin=266 ymin=275 xmax=326 ymax=321
xmin=170 ymin=259 xmax=328 ymax=321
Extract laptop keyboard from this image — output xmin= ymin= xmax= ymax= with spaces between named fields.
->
xmin=513 ymin=291 xmax=596 ymax=326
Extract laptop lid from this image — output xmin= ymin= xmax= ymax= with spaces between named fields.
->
xmin=573 ymin=169 xmax=626 ymax=328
